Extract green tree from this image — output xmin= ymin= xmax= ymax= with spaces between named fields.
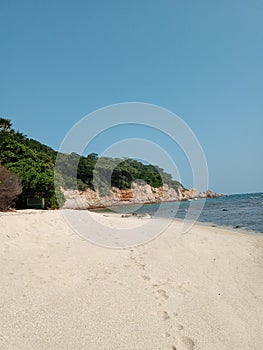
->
xmin=0 ymin=118 xmax=12 ymax=132
xmin=0 ymin=124 xmax=64 ymax=209
xmin=0 ymin=120 xmax=183 ymax=208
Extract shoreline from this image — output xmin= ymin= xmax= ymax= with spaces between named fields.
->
xmin=1 ymin=207 xmax=262 ymax=236
xmin=92 ymin=205 xmax=263 ymax=236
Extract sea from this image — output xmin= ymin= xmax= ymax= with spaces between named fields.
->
xmin=100 ymin=193 xmax=263 ymax=234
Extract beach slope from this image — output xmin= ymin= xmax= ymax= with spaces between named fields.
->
xmin=0 ymin=210 xmax=263 ymax=350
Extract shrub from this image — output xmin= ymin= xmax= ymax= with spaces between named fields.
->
xmin=0 ymin=166 xmax=22 ymax=211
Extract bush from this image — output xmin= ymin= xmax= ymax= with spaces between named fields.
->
xmin=0 ymin=166 xmax=22 ymax=211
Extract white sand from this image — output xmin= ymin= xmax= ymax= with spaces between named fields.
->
xmin=0 ymin=210 xmax=263 ymax=350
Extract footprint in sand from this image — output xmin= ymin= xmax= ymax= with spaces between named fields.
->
xmin=155 ymin=289 xmax=169 ymax=301
xmin=156 ymin=310 xmax=170 ymax=320
xmin=177 ymin=336 xmax=194 ymax=350
xmin=138 ymin=269 xmax=193 ymax=349
xmin=175 ymin=323 xmax=184 ymax=331
xmin=142 ymin=275 xmax=151 ymax=281
xmin=167 ymin=336 xmax=194 ymax=350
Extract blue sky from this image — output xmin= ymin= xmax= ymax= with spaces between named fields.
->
xmin=0 ymin=0 xmax=262 ymax=194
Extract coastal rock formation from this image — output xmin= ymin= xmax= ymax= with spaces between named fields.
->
xmin=62 ymin=183 xmax=222 ymax=209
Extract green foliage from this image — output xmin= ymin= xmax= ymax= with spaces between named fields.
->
xmin=0 ymin=120 xmax=183 ymax=209
xmin=74 ymin=156 xmax=183 ymax=193
xmin=0 ymin=127 xmax=63 ymax=209
xmin=0 ymin=117 xmax=12 ymax=131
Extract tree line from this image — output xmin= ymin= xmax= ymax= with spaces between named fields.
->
xmin=0 ymin=118 xmax=183 ymax=210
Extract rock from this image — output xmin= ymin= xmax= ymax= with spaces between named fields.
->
xmin=62 ymin=184 xmax=223 ymax=209
xmin=132 ymin=212 xmax=151 ymax=218
xmin=205 ymin=189 xmax=222 ymax=198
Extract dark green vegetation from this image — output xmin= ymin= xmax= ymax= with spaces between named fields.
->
xmin=57 ymin=152 xmax=182 ymax=196
xmin=0 ymin=118 xmax=63 ymax=208
xmin=0 ymin=119 xmax=183 ymax=209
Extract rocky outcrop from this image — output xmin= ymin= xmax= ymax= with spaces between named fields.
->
xmin=178 ymin=187 xmax=222 ymax=200
xmin=62 ymin=183 xmax=222 ymax=209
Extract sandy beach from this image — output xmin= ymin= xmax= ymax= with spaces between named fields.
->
xmin=1 ymin=209 xmax=263 ymax=350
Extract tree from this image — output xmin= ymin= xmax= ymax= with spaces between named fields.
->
xmin=0 ymin=119 xmax=183 ymax=208
xmin=0 ymin=166 xmax=22 ymax=211
xmin=0 ymin=118 xmax=12 ymax=132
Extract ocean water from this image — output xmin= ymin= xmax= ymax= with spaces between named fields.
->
xmin=106 ymin=193 xmax=263 ymax=233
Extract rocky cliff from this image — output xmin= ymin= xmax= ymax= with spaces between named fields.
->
xmin=62 ymin=183 xmax=222 ymax=209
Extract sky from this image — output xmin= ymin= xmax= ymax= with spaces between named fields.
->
xmin=0 ymin=0 xmax=262 ymax=194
